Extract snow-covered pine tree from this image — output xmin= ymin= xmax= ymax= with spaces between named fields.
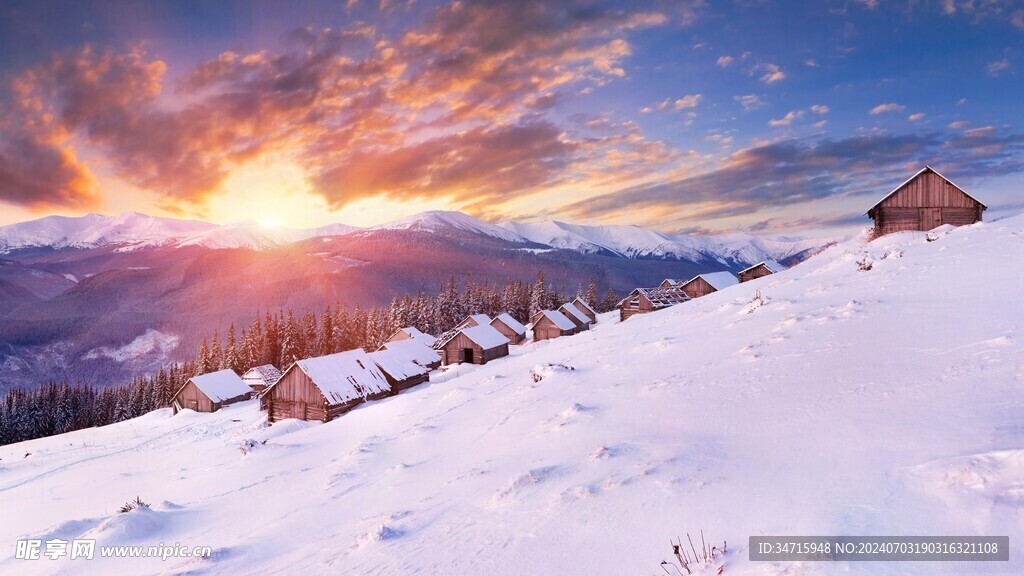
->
xmin=586 ymin=278 xmax=598 ymax=309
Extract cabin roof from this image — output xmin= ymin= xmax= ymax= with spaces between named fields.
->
xmin=377 ymin=339 xmax=441 ymax=367
xmin=186 ymin=369 xmax=251 ymax=403
xmin=491 ymin=312 xmax=527 ymax=336
xmin=572 ymin=296 xmax=597 ymax=315
xmin=738 ymin=260 xmax=787 ymax=275
xmin=866 ymin=165 xmax=987 ymax=214
xmin=533 ymin=309 xmax=577 ymax=331
xmin=458 ymin=314 xmax=491 ymax=328
xmin=685 ymin=271 xmax=739 ymax=291
xmin=460 ymin=324 xmax=511 ymax=349
xmin=618 ymin=286 xmax=691 ymax=309
xmin=559 ymin=302 xmax=590 ymax=325
xmin=389 ymin=327 xmax=436 ymax=348
xmin=284 ymin=349 xmax=391 ymax=405
xmin=242 ymin=364 xmax=282 ymax=385
xmin=660 ymin=278 xmax=684 ymax=287
xmin=368 ymin=349 xmax=430 ymax=381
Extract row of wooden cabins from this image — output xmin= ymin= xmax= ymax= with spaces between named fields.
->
xmin=617 ymin=269 xmax=756 ymax=321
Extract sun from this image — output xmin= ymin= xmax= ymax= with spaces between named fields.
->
xmin=256 ymin=217 xmax=282 ymax=229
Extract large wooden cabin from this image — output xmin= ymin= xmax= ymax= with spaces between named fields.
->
xmin=489 ymin=313 xmax=527 ymax=344
xmin=558 ymin=303 xmax=591 ymax=332
xmin=433 ymin=324 xmax=510 ymax=366
xmin=377 ymin=338 xmax=442 ymax=370
xmin=738 ymin=261 xmax=786 ymax=283
xmin=368 ymin=349 xmax=430 ymax=393
xmin=264 ymin=349 xmax=391 ymax=423
xmin=616 ymin=286 xmax=690 ymax=321
xmin=680 ymin=272 xmax=738 ymax=298
xmin=172 ymin=369 xmax=252 ymax=415
xmin=867 ymin=166 xmax=985 ymax=236
xmin=569 ymin=297 xmax=597 ymax=324
xmin=530 ymin=310 xmax=577 ymax=341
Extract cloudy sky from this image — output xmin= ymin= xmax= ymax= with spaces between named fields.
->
xmin=0 ymin=0 xmax=1021 ymax=235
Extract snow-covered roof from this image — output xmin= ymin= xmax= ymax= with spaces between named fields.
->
xmin=660 ymin=278 xmax=684 ymax=287
xmin=187 ymin=370 xmax=252 ymax=403
xmin=378 ymin=339 xmax=441 ymax=367
xmin=866 ymin=165 xmax=987 ymax=214
xmin=617 ymin=286 xmax=690 ymax=309
xmin=572 ymin=296 xmax=597 ymax=315
xmin=284 ymin=349 xmax=391 ymax=405
xmin=389 ymin=326 xmax=435 ymax=348
xmin=738 ymin=260 xmax=787 ymax=275
xmin=491 ymin=312 xmax=527 ymax=336
xmin=458 ymin=314 xmax=491 ymax=328
xmin=559 ymin=303 xmax=590 ymax=325
xmin=686 ymin=271 xmax=739 ymax=291
xmin=460 ymin=324 xmax=511 ymax=349
xmin=397 ymin=327 xmax=426 ymax=339
xmin=368 ymin=349 xmax=429 ymax=381
xmin=534 ymin=310 xmax=577 ymax=331
xmin=242 ymin=364 xmax=282 ymax=385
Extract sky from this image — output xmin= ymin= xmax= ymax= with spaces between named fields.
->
xmin=0 ymin=0 xmax=1021 ymax=237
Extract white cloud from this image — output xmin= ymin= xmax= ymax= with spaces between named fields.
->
xmin=987 ymin=58 xmax=1010 ymax=77
xmin=717 ymin=55 xmax=735 ymax=67
xmin=964 ymin=126 xmax=995 ymax=137
xmin=956 ymin=98 xmax=968 ymax=105
xmin=734 ymin=94 xmax=764 ymax=111
xmin=908 ymin=113 xmax=925 ymax=121
xmin=759 ymin=63 xmax=786 ymax=84
xmin=810 ymin=104 xmax=830 ymax=115
xmin=673 ymin=94 xmax=702 ymax=110
xmin=869 ymin=103 xmax=905 ymax=115
xmin=948 ymin=120 xmax=970 ymax=129
xmin=768 ymin=110 xmax=805 ymax=127
xmin=805 ymin=59 xmax=820 ymax=68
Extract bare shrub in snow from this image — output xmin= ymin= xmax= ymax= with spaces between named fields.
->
xmin=746 ymin=290 xmax=766 ymax=314
xmin=856 ymin=255 xmax=873 ymax=271
xmin=658 ymin=532 xmax=727 ymax=575
xmin=530 ymin=363 xmax=576 ymax=382
xmin=119 ymin=496 xmax=150 ymax=513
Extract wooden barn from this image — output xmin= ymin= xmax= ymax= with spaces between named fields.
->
xmin=867 ymin=166 xmax=986 ymax=236
xmin=241 ymin=364 xmax=282 ymax=395
xmin=558 ymin=303 xmax=591 ymax=332
xmin=615 ymin=286 xmax=690 ymax=321
xmin=680 ymin=272 xmax=738 ymax=298
xmin=263 ymin=349 xmax=391 ymax=423
xmin=738 ymin=260 xmax=786 ymax=283
xmin=368 ymin=349 xmax=430 ymax=393
xmin=172 ymin=369 xmax=252 ymax=415
xmin=385 ymin=326 xmax=435 ymax=348
xmin=570 ymin=297 xmax=597 ymax=324
xmin=377 ymin=338 xmax=442 ymax=370
xmin=433 ymin=324 xmax=510 ymax=366
xmin=490 ymin=312 xmax=527 ymax=344
xmin=455 ymin=314 xmax=491 ymax=330
xmin=659 ymin=278 xmax=684 ymax=289
xmin=530 ymin=310 xmax=577 ymax=341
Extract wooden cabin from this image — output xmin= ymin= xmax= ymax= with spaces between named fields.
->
xmin=242 ymin=364 xmax=282 ymax=395
xmin=867 ymin=166 xmax=986 ymax=236
xmin=368 ymin=349 xmax=430 ymax=393
xmin=455 ymin=314 xmax=491 ymax=330
xmin=386 ymin=326 xmax=435 ymax=348
xmin=377 ymin=338 xmax=442 ymax=370
xmin=570 ymin=297 xmax=598 ymax=324
xmin=172 ymin=369 xmax=252 ymax=415
xmin=530 ymin=310 xmax=577 ymax=341
xmin=659 ymin=278 xmax=684 ymax=289
xmin=490 ymin=312 xmax=527 ymax=344
xmin=680 ymin=272 xmax=738 ymax=298
xmin=433 ymin=324 xmax=510 ymax=366
xmin=616 ymin=286 xmax=690 ymax=321
xmin=738 ymin=261 xmax=786 ymax=283
xmin=558 ymin=303 xmax=591 ymax=332
xmin=264 ymin=349 xmax=391 ymax=423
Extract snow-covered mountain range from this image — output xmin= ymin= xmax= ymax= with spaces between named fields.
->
xmin=0 ymin=210 xmax=837 ymax=265
xmin=1 ymin=215 xmax=1020 ymax=575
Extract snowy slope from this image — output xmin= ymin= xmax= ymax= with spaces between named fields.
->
xmin=365 ymin=210 xmax=529 ymax=243
xmin=2 ymin=215 xmax=1022 ymax=575
xmin=174 ymin=221 xmax=359 ymax=250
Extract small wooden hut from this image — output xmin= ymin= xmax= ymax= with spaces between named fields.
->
xmin=368 ymin=349 xmax=430 ymax=393
xmin=659 ymin=278 xmax=684 ymax=289
xmin=558 ymin=303 xmax=591 ymax=332
xmin=172 ymin=369 xmax=252 ymax=415
xmin=570 ymin=297 xmax=598 ymax=324
xmin=433 ymin=324 xmax=510 ymax=366
xmin=242 ymin=364 xmax=282 ymax=395
xmin=264 ymin=349 xmax=391 ymax=423
xmin=738 ymin=261 xmax=786 ymax=283
xmin=530 ymin=310 xmax=577 ymax=341
xmin=680 ymin=272 xmax=738 ymax=298
xmin=377 ymin=339 xmax=442 ymax=370
xmin=867 ymin=166 xmax=986 ymax=236
xmin=490 ymin=313 xmax=527 ymax=344
xmin=386 ymin=326 xmax=435 ymax=348
xmin=615 ymin=286 xmax=690 ymax=321
xmin=455 ymin=314 xmax=491 ymax=330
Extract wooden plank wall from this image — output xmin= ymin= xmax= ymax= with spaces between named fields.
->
xmin=682 ymin=277 xmax=716 ymax=298
xmin=739 ymin=265 xmax=773 ymax=283
xmin=879 ymin=172 xmax=979 ymax=209
xmin=173 ymin=381 xmax=215 ymax=413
